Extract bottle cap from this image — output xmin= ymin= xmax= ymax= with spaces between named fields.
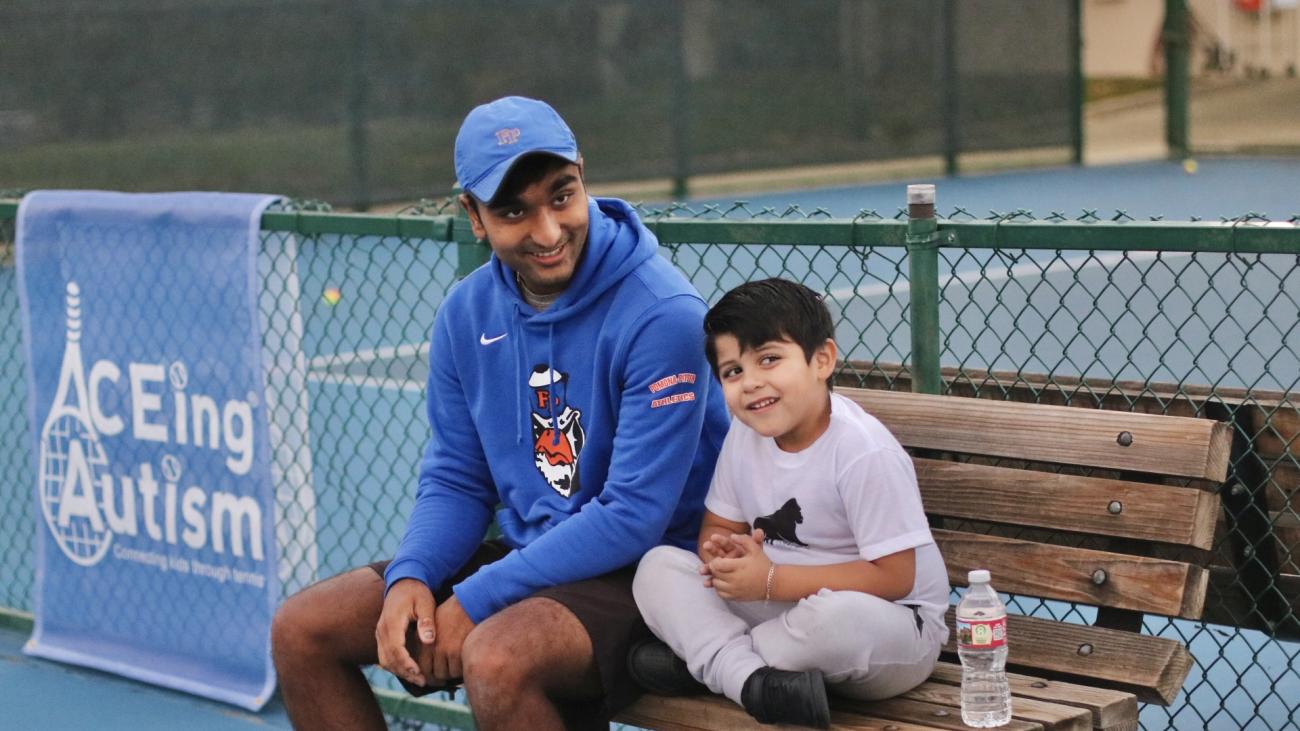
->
xmin=968 ymin=569 xmax=991 ymax=584
xmin=906 ymin=183 xmax=935 ymax=205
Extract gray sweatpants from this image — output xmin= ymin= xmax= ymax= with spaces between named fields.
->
xmin=632 ymin=545 xmax=947 ymax=706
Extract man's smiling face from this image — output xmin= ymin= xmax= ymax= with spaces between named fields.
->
xmin=464 ymin=158 xmax=589 ymax=296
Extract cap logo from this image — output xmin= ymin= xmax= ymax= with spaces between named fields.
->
xmin=495 ymin=127 xmax=522 ymax=146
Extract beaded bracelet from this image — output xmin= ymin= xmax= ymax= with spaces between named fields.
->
xmin=764 ymin=563 xmax=776 ymax=603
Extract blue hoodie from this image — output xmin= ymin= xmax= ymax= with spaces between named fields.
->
xmin=385 ymin=197 xmax=730 ymax=622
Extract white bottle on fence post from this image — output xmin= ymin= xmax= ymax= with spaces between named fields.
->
xmin=957 ymin=569 xmax=1012 ymax=727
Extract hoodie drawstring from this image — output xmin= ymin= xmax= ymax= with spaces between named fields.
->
xmin=511 ymin=308 xmax=559 ymax=445
xmin=512 ymin=303 xmax=523 ymax=444
xmin=548 ymin=323 xmax=559 ymax=444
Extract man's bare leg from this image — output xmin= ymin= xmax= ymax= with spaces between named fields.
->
xmin=462 ymin=597 xmax=603 ymax=731
xmin=271 ymin=567 xmax=388 ymax=731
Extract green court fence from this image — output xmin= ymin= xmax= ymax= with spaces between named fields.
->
xmin=0 ymin=193 xmax=1297 ymax=730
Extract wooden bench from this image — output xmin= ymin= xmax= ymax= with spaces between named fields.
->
xmin=617 ymin=387 xmax=1231 ymax=731
xmin=850 ymin=362 xmax=1299 ymax=641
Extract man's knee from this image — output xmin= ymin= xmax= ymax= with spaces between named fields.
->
xmin=461 ymin=597 xmax=595 ymax=697
xmin=271 ymin=567 xmax=385 ymax=668
xmin=271 ymin=590 xmax=318 ymax=662
xmin=461 ymin=620 xmax=531 ymax=692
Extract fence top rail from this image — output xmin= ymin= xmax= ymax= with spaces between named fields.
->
xmin=259 ymin=211 xmax=458 ymax=239
xmin=2 ymin=199 xmax=1298 ymax=254
xmin=935 ymin=218 xmax=1300 ymax=255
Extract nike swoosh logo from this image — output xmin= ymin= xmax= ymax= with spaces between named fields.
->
xmin=480 ymin=332 xmax=507 ymax=346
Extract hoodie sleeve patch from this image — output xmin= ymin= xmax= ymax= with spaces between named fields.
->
xmin=649 ymin=372 xmax=698 ymax=408
xmin=648 ymin=372 xmax=697 ymax=393
xmin=651 ymin=392 xmax=696 ymax=409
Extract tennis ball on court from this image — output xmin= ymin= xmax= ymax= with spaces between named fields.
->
xmin=323 ymin=286 xmax=341 ymax=305
xmin=1182 ymin=158 xmax=1198 ymax=174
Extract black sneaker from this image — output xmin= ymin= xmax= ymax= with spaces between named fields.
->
xmin=627 ymin=639 xmax=708 ymax=696
xmin=740 ymin=667 xmax=831 ymax=728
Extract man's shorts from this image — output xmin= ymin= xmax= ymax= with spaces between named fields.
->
xmin=369 ymin=541 xmax=652 ymax=726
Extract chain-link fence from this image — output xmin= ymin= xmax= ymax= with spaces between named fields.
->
xmin=0 ymin=0 xmax=1081 ymax=206
xmin=0 ymin=196 xmax=1296 ymax=730
xmin=0 ymin=203 xmax=28 ymax=621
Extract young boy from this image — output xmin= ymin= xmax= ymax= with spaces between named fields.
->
xmin=631 ymin=278 xmax=950 ymax=728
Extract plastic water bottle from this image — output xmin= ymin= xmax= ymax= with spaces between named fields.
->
xmin=957 ymin=569 xmax=1012 ymax=727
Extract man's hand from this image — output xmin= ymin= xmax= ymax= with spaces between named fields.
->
xmin=706 ymin=529 xmax=772 ymax=601
xmin=432 ymin=594 xmax=476 ymax=682
xmin=376 ymin=578 xmax=437 ymax=687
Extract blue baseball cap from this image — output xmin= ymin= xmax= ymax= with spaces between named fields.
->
xmin=454 ymin=96 xmax=580 ymax=203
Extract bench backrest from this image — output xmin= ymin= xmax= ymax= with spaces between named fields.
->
xmin=844 ymin=388 xmax=1231 ymax=705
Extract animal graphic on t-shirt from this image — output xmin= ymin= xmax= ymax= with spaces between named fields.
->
xmin=754 ymin=498 xmax=809 ymax=547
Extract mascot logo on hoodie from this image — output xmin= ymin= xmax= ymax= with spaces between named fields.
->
xmin=529 ymin=365 xmax=585 ymax=498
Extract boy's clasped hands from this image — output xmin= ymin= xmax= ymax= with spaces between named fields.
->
xmin=699 ymin=528 xmax=772 ymax=601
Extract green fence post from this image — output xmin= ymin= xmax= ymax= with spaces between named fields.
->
xmin=346 ymin=0 xmax=372 ymax=211
xmin=670 ymin=0 xmax=691 ymax=200
xmin=906 ymin=184 xmax=943 ymax=395
xmin=1070 ymin=0 xmax=1084 ymax=165
xmin=940 ymin=0 xmax=959 ymax=177
xmin=1164 ymin=0 xmax=1190 ymax=159
xmin=452 ymin=186 xmax=490 ymax=279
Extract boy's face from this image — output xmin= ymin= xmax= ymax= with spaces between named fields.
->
xmin=464 ymin=161 xmax=589 ymax=296
xmin=712 ymin=333 xmax=837 ymax=452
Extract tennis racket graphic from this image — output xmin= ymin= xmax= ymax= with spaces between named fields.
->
xmin=38 ymin=281 xmax=114 ymax=567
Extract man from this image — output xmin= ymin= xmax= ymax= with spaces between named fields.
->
xmin=270 ymin=96 xmax=730 ymax=730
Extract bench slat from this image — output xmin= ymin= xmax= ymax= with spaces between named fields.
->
xmin=917 ymin=459 xmax=1220 ymax=549
xmin=845 ymin=388 xmax=1231 ymax=481
xmin=935 ymin=530 xmax=1209 ymax=618
xmin=927 ymin=663 xmax=1138 ymax=731
xmin=616 ymin=693 xmax=955 ymax=730
xmin=618 ymin=663 xmax=1139 ymax=731
xmin=885 ymin=682 xmax=1090 ymax=731
xmin=942 ymin=611 xmax=1193 ymax=705
xmin=834 ymin=696 xmax=1044 ymax=730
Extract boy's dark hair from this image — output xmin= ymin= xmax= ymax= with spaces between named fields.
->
xmin=466 ymin=153 xmax=577 ymax=210
xmin=703 ymin=278 xmax=835 ymax=386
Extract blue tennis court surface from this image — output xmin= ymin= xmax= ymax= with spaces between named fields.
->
xmin=0 ymin=624 xmax=291 ymax=729
xmin=681 ymin=158 xmax=1300 ymax=395
xmin=692 ymin=157 xmax=1300 ymax=220
xmin=3 ymin=157 xmax=1298 ymax=729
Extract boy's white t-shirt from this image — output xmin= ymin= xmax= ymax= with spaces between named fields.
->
xmin=705 ymin=391 xmax=950 ymax=616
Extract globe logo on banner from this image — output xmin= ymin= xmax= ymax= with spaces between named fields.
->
xmin=38 ymin=281 xmax=114 ymax=566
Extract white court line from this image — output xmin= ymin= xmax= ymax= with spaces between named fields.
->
xmin=825 ymin=250 xmax=1191 ymax=303
xmin=307 ymin=371 xmax=424 ymax=392
xmin=307 ymin=341 xmax=428 ymax=370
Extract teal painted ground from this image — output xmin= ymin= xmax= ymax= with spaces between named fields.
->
xmin=0 ymin=624 xmax=292 ymax=730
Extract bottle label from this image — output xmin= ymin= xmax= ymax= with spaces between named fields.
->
xmin=956 ymin=613 xmax=1007 ymax=649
